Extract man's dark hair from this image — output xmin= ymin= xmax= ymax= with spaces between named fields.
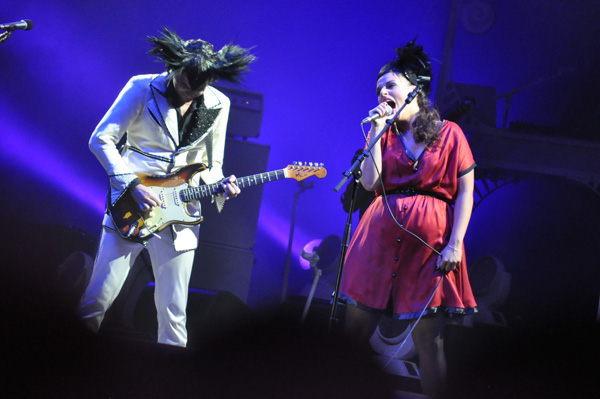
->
xmin=148 ymin=27 xmax=256 ymax=89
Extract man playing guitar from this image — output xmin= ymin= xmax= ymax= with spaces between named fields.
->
xmin=78 ymin=28 xmax=255 ymax=347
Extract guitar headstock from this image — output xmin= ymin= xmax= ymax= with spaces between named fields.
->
xmin=285 ymin=162 xmax=327 ymax=181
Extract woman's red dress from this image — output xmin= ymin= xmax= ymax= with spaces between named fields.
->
xmin=340 ymin=120 xmax=478 ymax=319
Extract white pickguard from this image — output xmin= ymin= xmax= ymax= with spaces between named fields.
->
xmin=140 ymin=184 xmax=203 ymax=233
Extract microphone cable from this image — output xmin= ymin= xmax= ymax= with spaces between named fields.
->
xmin=359 ymin=122 xmax=446 ymax=368
xmin=359 ymin=123 xmax=442 ymax=255
xmin=382 ymin=276 xmax=443 ymax=370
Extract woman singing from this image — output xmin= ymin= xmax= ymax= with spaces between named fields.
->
xmin=340 ymin=40 xmax=478 ymax=398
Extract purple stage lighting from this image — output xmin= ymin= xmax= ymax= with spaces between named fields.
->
xmin=0 ymin=97 xmax=105 ymax=214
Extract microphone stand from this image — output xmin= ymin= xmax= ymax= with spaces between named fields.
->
xmin=328 ymin=167 xmax=361 ymax=331
xmin=300 ymin=249 xmax=322 ymax=323
xmin=329 ymin=85 xmax=421 ymax=331
xmin=0 ymin=31 xmax=12 ymax=44
xmin=280 ymin=179 xmax=315 ymax=303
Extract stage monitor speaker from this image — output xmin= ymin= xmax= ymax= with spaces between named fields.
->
xmin=133 ymin=284 xmax=254 ymax=349
xmin=280 ymin=296 xmax=346 ymax=334
xmin=213 ymin=84 xmax=263 ymax=138
xmin=198 ymin=138 xmax=270 ymax=250
xmin=190 ymin=242 xmax=255 ymax=302
xmin=97 ymin=242 xmax=255 ymax=337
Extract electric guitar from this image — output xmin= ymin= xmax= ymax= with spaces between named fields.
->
xmin=109 ymin=162 xmax=327 ymax=243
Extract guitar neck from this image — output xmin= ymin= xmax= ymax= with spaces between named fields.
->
xmin=181 ymin=169 xmax=287 ymax=202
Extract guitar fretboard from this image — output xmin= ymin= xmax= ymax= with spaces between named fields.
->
xmin=180 ymin=169 xmax=287 ymax=202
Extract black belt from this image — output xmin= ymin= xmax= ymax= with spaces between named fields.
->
xmin=383 ymin=187 xmax=452 ymax=204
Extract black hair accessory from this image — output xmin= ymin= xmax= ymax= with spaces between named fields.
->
xmin=379 ymin=38 xmax=433 ymax=94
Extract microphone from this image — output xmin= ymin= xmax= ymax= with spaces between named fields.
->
xmin=361 ymin=102 xmax=394 ymax=124
xmin=0 ymin=19 xmax=33 ymax=31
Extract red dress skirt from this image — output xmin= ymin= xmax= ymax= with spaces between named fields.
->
xmin=340 ymin=121 xmax=477 ymax=319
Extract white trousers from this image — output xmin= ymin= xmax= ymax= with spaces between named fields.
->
xmin=78 ymin=227 xmax=195 ymax=347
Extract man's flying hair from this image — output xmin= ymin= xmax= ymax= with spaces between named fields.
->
xmin=148 ymin=28 xmax=256 ymax=89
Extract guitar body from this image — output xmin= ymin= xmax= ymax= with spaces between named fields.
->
xmin=109 ymin=162 xmax=327 ymax=243
xmin=109 ymin=163 xmax=207 ymax=243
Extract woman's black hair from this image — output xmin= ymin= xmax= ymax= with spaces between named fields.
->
xmin=147 ymin=28 xmax=256 ymax=89
xmin=377 ymin=38 xmax=433 ymax=96
xmin=379 ymin=39 xmax=441 ymax=146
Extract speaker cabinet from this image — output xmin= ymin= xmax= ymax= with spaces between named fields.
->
xmin=213 ymin=84 xmax=264 ymax=139
xmin=190 ymin=242 xmax=255 ymax=302
xmin=198 ymin=138 xmax=270 ymax=250
xmin=192 ymin=138 xmax=269 ymax=303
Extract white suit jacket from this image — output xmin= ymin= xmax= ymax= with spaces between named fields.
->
xmin=89 ymin=72 xmax=230 ymax=250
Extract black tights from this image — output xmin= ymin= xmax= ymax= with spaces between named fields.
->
xmin=344 ymin=305 xmax=447 ymax=398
